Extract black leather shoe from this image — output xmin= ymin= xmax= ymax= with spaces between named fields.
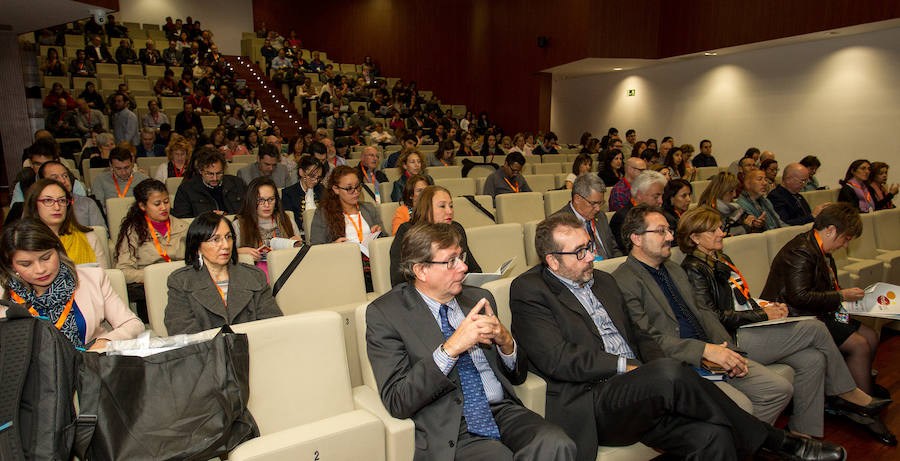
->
xmin=872 ymin=383 xmax=892 ymax=399
xmin=774 ymin=433 xmax=846 ymax=461
xmin=836 ymin=410 xmax=897 ymax=446
xmin=829 ymin=395 xmax=892 ymax=418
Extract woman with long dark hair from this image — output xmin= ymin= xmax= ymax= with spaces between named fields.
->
xmin=233 ymin=177 xmax=301 ymax=273
xmin=837 ymin=159 xmax=875 ymax=213
xmin=867 ymin=162 xmax=898 ymax=210
xmin=164 ymin=212 xmax=282 ymax=335
xmin=0 ymin=218 xmax=143 ymax=349
xmin=428 ymin=141 xmax=457 ymax=167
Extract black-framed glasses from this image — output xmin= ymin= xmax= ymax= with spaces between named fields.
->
xmin=335 ymin=184 xmax=362 ymax=192
xmin=257 ymin=197 xmax=277 ymax=205
xmin=424 ymin=252 xmax=467 ymax=270
xmin=550 ymin=243 xmax=595 ymax=261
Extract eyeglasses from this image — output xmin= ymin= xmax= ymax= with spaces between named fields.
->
xmin=639 ymin=227 xmax=674 ymax=236
xmin=629 ymin=165 xmax=646 ymax=173
xmin=205 ymin=233 xmax=234 ymax=244
xmin=37 ymin=198 xmax=71 ymax=207
xmin=550 ymin=243 xmax=595 ymax=261
xmin=257 ymin=197 xmax=277 ymax=205
xmin=201 ymin=170 xmax=224 ymax=178
xmin=335 ymin=184 xmax=362 ymax=192
xmin=576 ymin=194 xmax=605 ymax=208
xmin=424 ymin=252 xmax=467 ymax=270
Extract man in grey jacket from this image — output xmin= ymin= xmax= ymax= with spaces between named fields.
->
xmin=551 ymin=174 xmax=621 ymax=260
xmin=237 ymin=143 xmax=293 ymax=188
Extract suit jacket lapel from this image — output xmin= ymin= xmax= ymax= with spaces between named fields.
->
xmin=223 ymin=265 xmax=253 ymax=322
xmin=192 ymin=266 xmax=229 ymax=321
xmin=540 ymin=267 xmax=604 ymax=343
xmin=401 ymin=284 xmax=446 ymax=355
xmin=627 ymin=257 xmax=678 ymax=323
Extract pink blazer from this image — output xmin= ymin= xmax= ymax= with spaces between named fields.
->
xmin=1 ymin=267 xmax=144 ymax=343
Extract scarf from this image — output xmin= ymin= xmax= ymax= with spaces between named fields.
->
xmin=59 ymin=230 xmax=97 ymax=265
xmin=848 ymin=178 xmax=875 ymax=212
xmin=692 ymin=249 xmax=759 ymax=310
xmin=8 ymin=263 xmax=83 ymax=347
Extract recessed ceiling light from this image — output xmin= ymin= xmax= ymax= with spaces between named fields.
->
xmin=704 ymin=52 xmax=717 ymax=56
xmin=613 ymin=67 xmax=623 ymax=71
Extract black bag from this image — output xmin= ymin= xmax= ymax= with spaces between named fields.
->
xmin=73 ymin=326 xmax=259 ymax=460
xmin=0 ymin=303 xmax=79 ymax=461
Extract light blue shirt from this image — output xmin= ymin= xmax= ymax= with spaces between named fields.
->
xmin=418 ymin=290 xmax=516 ymax=404
xmin=549 ymin=270 xmax=635 ymax=373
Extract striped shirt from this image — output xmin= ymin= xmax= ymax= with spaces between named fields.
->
xmin=418 ymin=290 xmax=517 ymax=403
xmin=549 ymin=270 xmax=635 ymax=372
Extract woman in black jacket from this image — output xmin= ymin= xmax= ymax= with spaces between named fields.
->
xmin=677 ymin=206 xmax=889 ymax=439
xmin=389 ymin=186 xmax=480 ymax=286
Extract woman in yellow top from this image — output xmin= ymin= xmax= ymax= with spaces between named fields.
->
xmin=115 ymin=179 xmax=188 ymax=318
xmin=23 ymin=178 xmax=108 ymax=268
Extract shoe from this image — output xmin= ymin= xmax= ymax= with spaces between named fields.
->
xmin=872 ymin=383 xmax=892 ymax=399
xmin=829 ymin=395 xmax=892 ymax=418
xmin=836 ymin=410 xmax=897 ymax=446
xmin=772 ymin=433 xmax=846 ymax=461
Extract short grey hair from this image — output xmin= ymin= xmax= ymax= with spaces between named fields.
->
xmin=140 ymin=127 xmax=156 ymax=137
xmin=631 ymin=170 xmax=667 ymax=196
xmin=572 ymin=174 xmax=606 ymax=200
xmin=96 ymin=132 xmax=114 ymax=146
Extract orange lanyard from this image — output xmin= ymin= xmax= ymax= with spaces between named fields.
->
xmin=344 ymin=205 xmax=364 ymax=242
xmin=813 ymin=230 xmax=840 ymax=290
xmin=849 ymin=181 xmax=872 ymax=209
xmin=113 ymin=173 xmax=134 ymax=198
xmin=721 ymin=259 xmax=751 ymax=301
xmin=213 ymin=281 xmax=227 ymax=307
xmin=11 ymin=291 xmax=75 ymax=330
xmin=146 ymin=215 xmax=172 ymax=262
xmin=440 ymin=158 xmax=449 ymax=166
xmin=361 ymin=167 xmax=376 ymax=184
xmin=504 ymin=177 xmax=519 ymax=193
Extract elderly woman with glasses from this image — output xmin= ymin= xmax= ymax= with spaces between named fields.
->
xmin=678 ymin=206 xmax=890 ymax=439
xmin=165 ymin=212 xmax=282 ymax=335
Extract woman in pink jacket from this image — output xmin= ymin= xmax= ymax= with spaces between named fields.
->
xmin=0 ymin=218 xmax=143 ymax=350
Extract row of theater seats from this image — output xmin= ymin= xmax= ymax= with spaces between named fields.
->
xmin=116 ymin=208 xmax=899 ymax=460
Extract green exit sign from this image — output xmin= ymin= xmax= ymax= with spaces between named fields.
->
xmin=627 ymin=89 xmax=636 ymax=96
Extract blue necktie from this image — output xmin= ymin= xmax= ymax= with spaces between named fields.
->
xmin=439 ymin=304 xmax=501 ymax=439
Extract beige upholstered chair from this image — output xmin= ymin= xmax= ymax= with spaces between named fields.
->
xmin=105 ymin=197 xmax=136 ymax=243
xmin=369 ymin=236 xmax=394 ymax=295
xmin=496 ymin=192 xmax=544 ymax=225
xmin=465 ymin=224 xmax=528 ymax=279
xmin=142 ymin=260 xmax=184 ymax=336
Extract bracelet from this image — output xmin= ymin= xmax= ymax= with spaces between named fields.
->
xmin=440 ymin=343 xmax=453 ymax=358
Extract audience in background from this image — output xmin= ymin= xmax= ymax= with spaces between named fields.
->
xmin=165 ymin=211 xmax=282 ymax=334
xmin=553 ymin=174 xmax=622 ymax=260
xmin=800 ymin=155 xmax=822 ymax=191
xmin=698 ymin=172 xmax=764 ymax=236
xmin=736 ymin=169 xmax=784 ymax=231
xmin=609 ymin=170 xmax=666 ymax=251
xmin=391 ymin=150 xmax=431 ymax=202
xmin=91 ymin=147 xmax=150 ymax=212
xmin=566 ymin=154 xmax=593 ymax=189
xmin=608 ymin=157 xmax=646 ymax=211
xmin=38 ymin=161 xmax=105 ymax=228
xmin=661 ymin=178 xmax=692 ymax=233
xmin=483 ymin=152 xmax=531 ymax=199
xmin=153 ymin=134 xmax=192 ymax=182
xmin=768 ymin=163 xmax=829 ymax=225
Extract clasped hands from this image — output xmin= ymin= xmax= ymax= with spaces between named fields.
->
xmin=703 ymin=341 xmax=748 ymax=378
xmin=443 ymin=298 xmax=515 ymax=357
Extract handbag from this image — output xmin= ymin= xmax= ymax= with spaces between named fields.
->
xmin=72 ymin=326 xmax=259 ymax=460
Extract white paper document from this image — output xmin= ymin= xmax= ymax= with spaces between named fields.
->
xmin=359 ymin=231 xmax=382 ymax=258
xmin=841 ymin=283 xmax=900 ymax=319
xmin=269 ymin=237 xmax=298 ymax=251
xmin=739 ymin=316 xmax=817 ymax=329
xmin=462 ymin=258 xmax=516 ymax=287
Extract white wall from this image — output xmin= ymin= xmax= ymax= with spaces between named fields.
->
xmin=551 ymin=27 xmax=900 ymax=187
xmin=116 ymin=0 xmax=252 ymax=55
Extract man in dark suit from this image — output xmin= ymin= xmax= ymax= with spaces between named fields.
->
xmin=768 ymin=163 xmax=830 ymax=225
xmin=366 ymin=223 xmax=576 ymax=461
xmin=551 ymin=174 xmax=621 ymax=260
xmin=282 ymin=155 xmax=325 ymax=234
xmin=172 ymin=147 xmax=245 ymax=218
xmin=85 ymin=35 xmax=114 ymax=64
xmin=510 ymin=213 xmax=846 ymax=461
xmin=174 ymin=101 xmax=204 ymax=135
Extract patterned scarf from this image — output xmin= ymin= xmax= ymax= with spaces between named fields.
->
xmin=7 ymin=263 xmax=82 ymax=347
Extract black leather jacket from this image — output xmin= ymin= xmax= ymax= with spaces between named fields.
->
xmin=681 ymin=251 xmax=767 ymax=334
xmin=760 ymin=230 xmax=843 ymax=316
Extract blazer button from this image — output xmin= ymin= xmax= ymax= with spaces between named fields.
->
xmin=448 ymin=440 xmax=455 ymax=448
xmin=455 ymin=397 xmax=462 ymax=404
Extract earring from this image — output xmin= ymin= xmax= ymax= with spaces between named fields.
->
xmin=198 ymin=251 xmax=204 ymax=267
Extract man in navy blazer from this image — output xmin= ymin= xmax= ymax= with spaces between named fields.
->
xmin=366 ymin=223 xmax=575 ymax=460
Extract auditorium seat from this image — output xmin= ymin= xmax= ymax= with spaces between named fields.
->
xmin=523 ymin=220 xmax=540 ymax=266
xmin=466 ymin=223 xmax=528 ymax=279
xmin=467 ymin=164 xmax=497 ymax=179
xmin=543 ymin=189 xmax=571 ymax=217
xmin=873 ymin=209 xmax=900 ymax=251
xmin=721 ymin=233 xmax=770 ymax=296
xmin=352 ymin=303 xmax=420 ymax=461
xmin=165 ymin=177 xmax=183 ymax=200
xmin=427 ymin=165 xmax=462 ymax=179
xmin=554 ymin=173 xmax=570 ymax=189
xmin=229 ymin=313 xmax=385 ymax=461
xmin=695 ymin=166 xmax=719 ymax=181
xmin=143 ymin=260 xmax=184 ymax=336
xmin=532 ymin=163 xmax=564 ymax=175
xmin=452 ymin=195 xmax=496 ymax=228
xmin=377 ymin=202 xmax=399 ymax=235
xmin=378 ymin=182 xmax=394 ymax=202
xmin=690 ymin=180 xmax=710 ymax=203
xmin=230 ymin=154 xmax=256 ymax=164
xmin=266 ymin=242 xmax=368 ymax=385
xmin=593 ymin=256 xmax=627 ymax=274
xmin=669 ymin=245 xmax=685 ymax=265
xmin=120 ymin=64 xmax=143 ymax=76
xmin=105 ymin=197 xmax=136 ymax=242
xmin=496 ymin=192 xmax=544 ymax=225
xmin=434 ymin=177 xmax=476 ymax=196
xmin=104 ymin=268 xmax=129 ymax=308
xmin=369 ymin=236 xmax=394 ymax=295
xmin=136 ymin=156 xmax=168 ymax=172
xmin=847 ymin=213 xmax=900 ymax=283
xmin=384 ymin=168 xmax=402 ymax=183
xmin=832 ymin=247 xmax=884 ymax=289
xmin=764 ymin=224 xmax=812 ymax=264
xmin=522 ymin=174 xmax=557 ymax=193
xmin=89 ymin=225 xmax=112 ymax=268
xmin=800 ymin=189 xmax=838 ymax=212
xmin=302 ymin=208 xmax=316 ymax=237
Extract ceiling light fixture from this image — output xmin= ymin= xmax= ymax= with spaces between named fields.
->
xmin=704 ymin=51 xmax=717 ymax=56
xmin=613 ymin=67 xmax=623 ymax=71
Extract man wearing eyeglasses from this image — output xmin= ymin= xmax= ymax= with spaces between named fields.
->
xmin=608 ymin=157 xmax=647 ymax=211
xmin=237 ymin=143 xmax=292 ymax=188
xmin=173 ymin=148 xmax=246 ymax=218
xmin=551 ymin=174 xmax=621 ymax=261
xmin=613 ymin=206 xmax=801 ymax=434
xmin=768 ymin=163 xmax=831 ymax=226
xmin=509 ymin=213 xmax=844 ymax=461
xmin=366 ymin=223 xmax=576 ymax=461
xmin=482 ymin=152 xmax=532 ymax=200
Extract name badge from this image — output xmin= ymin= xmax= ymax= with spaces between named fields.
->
xmin=835 ymin=312 xmax=850 ymax=324
xmin=594 ymin=255 xmax=604 ymax=262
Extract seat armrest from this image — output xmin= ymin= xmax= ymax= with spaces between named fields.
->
xmin=513 ymin=373 xmax=547 ymax=418
xmin=353 ymin=386 xmax=415 ymax=461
